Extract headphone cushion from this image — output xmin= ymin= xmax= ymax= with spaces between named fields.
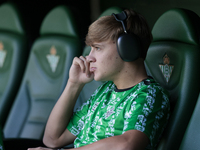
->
xmin=117 ymin=33 xmax=141 ymax=62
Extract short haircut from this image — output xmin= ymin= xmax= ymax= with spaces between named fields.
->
xmin=85 ymin=9 xmax=153 ymax=60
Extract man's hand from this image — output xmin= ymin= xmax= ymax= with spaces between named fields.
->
xmin=42 ymin=56 xmax=92 ymax=149
xmin=69 ymin=56 xmax=94 ymax=85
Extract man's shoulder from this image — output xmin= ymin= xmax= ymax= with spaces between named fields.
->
xmin=136 ymin=77 xmax=169 ymax=97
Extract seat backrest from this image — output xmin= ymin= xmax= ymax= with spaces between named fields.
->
xmin=145 ymin=8 xmax=200 ymax=150
xmin=3 ymin=5 xmax=82 ymax=139
xmin=98 ymin=6 xmax=122 ymax=18
xmin=0 ymin=2 xmax=28 ymax=127
xmin=74 ymin=6 xmax=122 ymax=110
xmin=179 ymin=93 xmax=200 ymax=150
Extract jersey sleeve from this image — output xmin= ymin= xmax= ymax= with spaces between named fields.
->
xmin=67 ymin=98 xmax=92 ymax=136
xmin=67 ymin=82 xmax=108 ymax=136
xmin=123 ymin=85 xmax=170 ymax=148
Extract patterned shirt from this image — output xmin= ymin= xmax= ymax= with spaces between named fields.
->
xmin=67 ymin=78 xmax=170 ymax=149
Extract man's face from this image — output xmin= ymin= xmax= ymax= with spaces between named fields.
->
xmin=87 ymin=40 xmax=125 ymax=82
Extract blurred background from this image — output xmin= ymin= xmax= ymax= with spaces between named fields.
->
xmin=0 ymin=0 xmax=200 ymax=51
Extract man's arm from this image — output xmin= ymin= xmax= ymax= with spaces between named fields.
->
xmin=42 ymin=81 xmax=82 ymax=148
xmin=28 ymin=130 xmax=149 ymax=150
xmin=43 ymin=56 xmax=94 ymax=148
xmin=66 ymin=130 xmax=149 ymax=150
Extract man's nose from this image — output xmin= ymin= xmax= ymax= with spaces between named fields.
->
xmin=86 ymin=50 xmax=96 ymax=63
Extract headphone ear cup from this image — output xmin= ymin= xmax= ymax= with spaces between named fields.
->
xmin=117 ymin=33 xmax=141 ymax=62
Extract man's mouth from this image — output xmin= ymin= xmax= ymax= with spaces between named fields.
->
xmin=90 ymin=67 xmax=96 ymax=72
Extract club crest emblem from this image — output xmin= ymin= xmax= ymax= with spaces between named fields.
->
xmin=46 ymin=46 xmax=60 ymax=72
xmin=105 ymin=107 xmax=115 ymax=119
xmin=0 ymin=41 xmax=7 ymax=68
xmin=159 ymin=54 xmax=174 ymax=83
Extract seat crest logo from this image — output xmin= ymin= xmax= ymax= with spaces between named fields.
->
xmin=46 ymin=45 xmax=60 ymax=72
xmin=159 ymin=54 xmax=174 ymax=83
xmin=0 ymin=41 xmax=7 ymax=68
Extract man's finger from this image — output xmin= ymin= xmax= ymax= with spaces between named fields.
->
xmin=73 ymin=56 xmax=85 ymax=73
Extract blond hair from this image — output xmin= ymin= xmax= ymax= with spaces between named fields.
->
xmin=85 ymin=9 xmax=152 ymax=59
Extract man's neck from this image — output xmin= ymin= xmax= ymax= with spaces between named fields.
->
xmin=114 ymin=58 xmax=148 ymax=90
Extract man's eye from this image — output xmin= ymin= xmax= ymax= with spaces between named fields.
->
xmin=96 ymin=47 xmax=100 ymax=51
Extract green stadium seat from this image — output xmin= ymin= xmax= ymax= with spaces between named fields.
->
xmin=3 ymin=5 xmax=82 ymax=140
xmin=0 ymin=2 xmax=28 ymax=127
xmin=179 ymin=93 xmax=200 ymax=150
xmin=145 ymin=8 xmax=200 ymax=150
xmin=99 ymin=6 xmax=123 ymax=18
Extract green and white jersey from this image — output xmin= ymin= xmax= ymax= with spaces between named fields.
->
xmin=67 ymin=78 xmax=170 ymax=149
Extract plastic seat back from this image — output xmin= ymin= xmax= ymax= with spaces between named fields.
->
xmin=145 ymin=8 xmax=200 ymax=150
xmin=0 ymin=2 xmax=28 ymax=127
xmin=179 ymin=93 xmax=200 ymax=150
xmin=3 ymin=5 xmax=82 ymax=139
xmin=99 ymin=6 xmax=122 ymax=18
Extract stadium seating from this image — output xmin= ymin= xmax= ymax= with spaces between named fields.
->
xmin=3 ymin=5 xmax=82 ymax=140
xmin=145 ymin=8 xmax=200 ymax=150
xmin=0 ymin=2 xmax=28 ymax=127
xmin=179 ymin=93 xmax=200 ymax=150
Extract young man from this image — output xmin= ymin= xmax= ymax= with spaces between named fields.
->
xmin=29 ymin=9 xmax=170 ymax=150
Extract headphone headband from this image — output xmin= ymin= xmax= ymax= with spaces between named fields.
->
xmin=112 ymin=11 xmax=127 ymax=33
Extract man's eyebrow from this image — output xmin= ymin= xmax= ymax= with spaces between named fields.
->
xmin=91 ymin=43 xmax=103 ymax=47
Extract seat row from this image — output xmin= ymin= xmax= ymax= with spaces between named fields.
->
xmin=145 ymin=8 xmax=200 ymax=150
xmin=0 ymin=2 xmax=82 ymax=139
xmin=0 ymin=2 xmax=200 ymax=150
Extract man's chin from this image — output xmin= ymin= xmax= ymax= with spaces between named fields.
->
xmin=94 ymin=76 xmax=107 ymax=82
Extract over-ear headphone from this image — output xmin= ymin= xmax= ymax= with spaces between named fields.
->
xmin=112 ymin=11 xmax=142 ymax=62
